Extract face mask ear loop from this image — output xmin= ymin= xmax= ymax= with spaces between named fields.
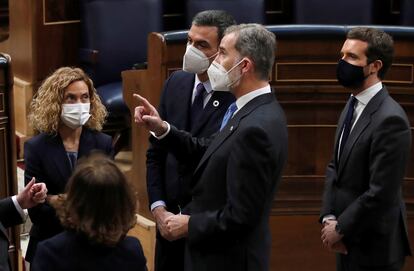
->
xmin=226 ymin=58 xmax=245 ymax=75
xmin=207 ymin=51 xmax=219 ymax=60
xmin=226 ymin=58 xmax=246 ymax=88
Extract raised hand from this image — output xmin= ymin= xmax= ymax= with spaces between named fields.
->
xmin=17 ymin=177 xmax=48 ymax=209
xmin=133 ymin=94 xmax=168 ymax=136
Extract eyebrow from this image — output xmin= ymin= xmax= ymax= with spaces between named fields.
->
xmin=219 ymin=46 xmax=227 ymax=53
xmin=64 ymin=91 xmax=89 ymax=97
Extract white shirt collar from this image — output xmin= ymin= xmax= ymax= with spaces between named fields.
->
xmin=235 ymin=85 xmax=272 ymax=112
xmin=195 ymin=75 xmax=213 ymax=94
xmin=354 ymin=81 xmax=382 ymax=105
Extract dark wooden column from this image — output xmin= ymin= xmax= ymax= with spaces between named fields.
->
xmin=0 ymin=53 xmax=19 ymax=270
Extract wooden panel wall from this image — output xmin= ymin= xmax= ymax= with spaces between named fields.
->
xmin=0 ymin=54 xmax=19 ymax=271
xmin=0 ymin=0 xmax=79 ymax=145
xmin=123 ymin=29 xmax=414 ymax=270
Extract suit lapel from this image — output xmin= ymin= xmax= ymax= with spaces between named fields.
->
xmin=47 ymin=134 xmax=73 ymax=184
xmin=78 ymin=128 xmax=95 ymax=158
xmin=334 ymin=99 xmax=352 ymax=166
xmin=337 ymin=88 xmax=388 ymax=176
xmin=191 ymin=91 xmax=227 ymax=135
xmin=193 ymin=93 xmax=274 ymax=175
xmin=177 ymin=73 xmax=195 ymax=131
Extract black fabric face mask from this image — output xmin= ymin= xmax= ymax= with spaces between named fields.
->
xmin=336 ymin=59 xmax=368 ymax=89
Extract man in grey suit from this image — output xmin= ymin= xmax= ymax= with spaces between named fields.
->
xmin=0 ymin=178 xmax=47 ymax=271
xmin=320 ymin=27 xmax=412 ymax=271
xmin=134 ymin=24 xmax=288 ymax=271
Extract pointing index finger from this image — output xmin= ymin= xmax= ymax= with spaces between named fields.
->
xmin=133 ymin=94 xmax=151 ymax=108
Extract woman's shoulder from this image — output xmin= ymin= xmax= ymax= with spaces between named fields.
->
xmin=25 ymin=132 xmax=58 ymax=148
xmin=120 ymin=236 xmax=144 ymax=250
xmin=117 ymin=236 xmax=147 ymax=267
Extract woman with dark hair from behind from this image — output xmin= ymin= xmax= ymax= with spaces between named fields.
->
xmin=31 ymin=153 xmax=147 ymax=271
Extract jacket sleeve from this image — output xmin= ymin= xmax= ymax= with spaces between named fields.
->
xmin=337 ymin=115 xmax=411 ymax=237
xmin=146 ymin=76 xmax=171 ymax=206
xmin=156 ymin=125 xmax=212 ymax=164
xmin=319 ymin=160 xmax=338 ymax=223
xmin=0 ymin=197 xmax=23 ymax=228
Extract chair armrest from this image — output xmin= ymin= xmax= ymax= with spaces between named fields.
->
xmin=79 ymin=48 xmax=99 ymax=65
xmin=132 ymin=62 xmax=148 ymax=70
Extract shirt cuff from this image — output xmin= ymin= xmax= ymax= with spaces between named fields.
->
xmin=322 ymin=215 xmax=336 ymax=224
xmin=150 ymin=121 xmax=170 ymax=140
xmin=150 ymin=200 xmax=167 ymax=211
xmin=11 ymin=195 xmax=26 ymax=220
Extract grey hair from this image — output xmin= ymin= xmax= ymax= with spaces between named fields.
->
xmin=225 ymin=24 xmax=276 ymax=80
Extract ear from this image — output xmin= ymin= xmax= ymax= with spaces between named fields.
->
xmin=370 ymin=59 xmax=383 ymax=75
xmin=241 ymin=58 xmax=253 ymax=74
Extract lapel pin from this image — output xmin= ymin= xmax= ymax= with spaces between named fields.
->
xmin=213 ymin=100 xmax=219 ymax=107
xmin=230 ymin=126 xmax=233 ymax=131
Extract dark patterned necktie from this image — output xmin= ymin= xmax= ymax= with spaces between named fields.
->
xmin=190 ymin=83 xmax=206 ymax=129
xmin=338 ymin=96 xmax=357 ymax=160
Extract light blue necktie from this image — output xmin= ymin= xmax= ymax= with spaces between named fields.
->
xmin=220 ymin=102 xmax=238 ymax=131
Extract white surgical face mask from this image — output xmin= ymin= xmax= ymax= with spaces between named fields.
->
xmin=207 ymin=59 xmax=244 ymax=92
xmin=61 ymin=103 xmax=91 ymax=129
xmin=182 ymin=44 xmax=217 ymax=74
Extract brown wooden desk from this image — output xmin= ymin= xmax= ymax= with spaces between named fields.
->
xmin=123 ymin=25 xmax=414 ymax=271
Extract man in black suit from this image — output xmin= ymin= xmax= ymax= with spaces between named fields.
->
xmin=320 ymin=27 xmax=412 ymax=271
xmin=146 ymin=10 xmax=235 ymax=271
xmin=135 ymin=23 xmax=288 ymax=271
xmin=0 ymin=178 xmax=47 ymax=271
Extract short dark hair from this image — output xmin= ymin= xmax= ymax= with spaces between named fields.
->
xmin=192 ymin=10 xmax=236 ymax=41
xmin=53 ymin=153 xmax=137 ymax=246
xmin=347 ymin=27 xmax=394 ymax=79
xmin=225 ymin=24 xmax=276 ymax=81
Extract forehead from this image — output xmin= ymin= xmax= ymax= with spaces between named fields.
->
xmin=64 ymin=80 xmax=89 ymax=95
xmin=188 ymin=24 xmax=218 ymax=42
xmin=220 ymin=32 xmax=237 ymax=51
xmin=341 ymin=39 xmax=368 ymax=54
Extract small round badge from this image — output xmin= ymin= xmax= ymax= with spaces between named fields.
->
xmin=213 ymin=100 xmax=219 ymax=107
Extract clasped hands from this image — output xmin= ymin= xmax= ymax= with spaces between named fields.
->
xmin=152 ymin=206 xmax=189 ymax=241
xmin=321 ymin=219 xmax=348 ymax=255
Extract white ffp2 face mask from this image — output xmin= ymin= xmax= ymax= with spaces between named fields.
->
xmin=182 ymin=44 xmax=217 ymax=74
xmin=61 ymin=103 xmax=91 ymax=129
xmin=207 ymin=59 xmax=244 ymax=92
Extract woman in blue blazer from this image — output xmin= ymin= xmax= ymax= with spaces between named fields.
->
xmin=31 ymin=153 xmax=146 ymax=271
xmin=24 ymin=67 xmax=114 ymax=263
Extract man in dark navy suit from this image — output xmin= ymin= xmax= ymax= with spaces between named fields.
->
xmin=146 ymin=10 xmax=236 ymax=271
xmin=0 ymin=179 xmax=47 ymax=271
xmin=136 ymin=23 xmax=287 ymax=271
xmin=320 ymin=27 xmax=412 ymax=271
